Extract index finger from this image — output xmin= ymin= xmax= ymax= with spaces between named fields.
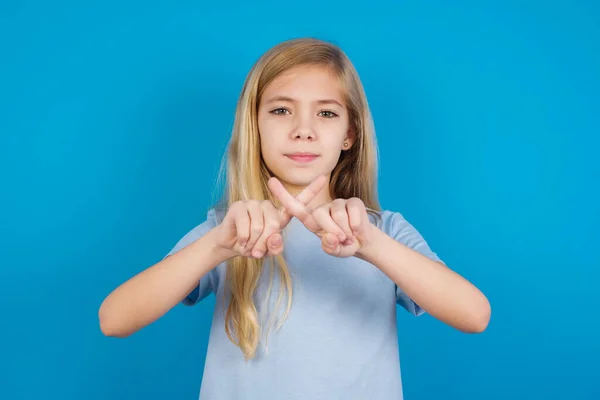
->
xmin=267 ymin=177 xmax=321 ymax=232
xmin=277 ymin=174 xmax=328 ymax=225
xmin=296 ymin=174 xmax=328 ymax=204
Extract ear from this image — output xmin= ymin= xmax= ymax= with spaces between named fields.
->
xmin=342 ymin=127 xmax=356 ymax=151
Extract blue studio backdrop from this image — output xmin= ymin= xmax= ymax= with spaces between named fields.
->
xmin=1 ymin=1 xmax=598 ymax=399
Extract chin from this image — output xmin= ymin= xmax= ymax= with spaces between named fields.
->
xmin=273 ymin=168 xmax=328 ymax=188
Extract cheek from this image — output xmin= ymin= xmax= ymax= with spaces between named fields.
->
xmin=258 ymin=120 xmax=281 ymax=159
xmin=259 ymin=128 xmax=277 ymax=151
xmin=324 ymin=122 xmax=348 ymax=145
xmin=259 ymin=116 xmax=291 ymax=145
xmin=257 ymin=117 xmax=270 ymax=144
xmin=322 ymin=124 xmax=348 ymax=161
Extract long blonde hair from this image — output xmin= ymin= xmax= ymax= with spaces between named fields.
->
xmin=214 ymin=37 xmax=381 ymax=360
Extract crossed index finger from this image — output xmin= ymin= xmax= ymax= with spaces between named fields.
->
xmin=295 ymin=174 xmax=328 ymax=204
xmin=268 ymin=174 xmax=327 ymax=231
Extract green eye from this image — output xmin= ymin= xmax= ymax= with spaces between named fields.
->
xmin=319 ymin=110 xmax=338 ymax=118
xmin=270 ymin=108 xmax=290 ymax=115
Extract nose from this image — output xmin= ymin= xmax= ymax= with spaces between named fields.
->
xmin=291 ymin=114 xmax=316 ymax=141
xmin=293 ymin=129 xmax=315 ymax=140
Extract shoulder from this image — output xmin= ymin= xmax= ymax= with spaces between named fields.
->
xmin=370 ymin=208 xmax=443 ymax=264
xmin=368 ymin=209 xmax=408 ymax=235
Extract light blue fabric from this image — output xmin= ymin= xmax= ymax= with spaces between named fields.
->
xmin=166 ymin=208 xmax=443 ymax=399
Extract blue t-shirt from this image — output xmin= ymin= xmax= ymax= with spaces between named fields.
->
xmin=166 ymin=208 xmax=443 ymax=400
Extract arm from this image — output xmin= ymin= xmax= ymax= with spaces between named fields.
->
xmin=265 ymin=182 xmax=490 ymax=332
xmin=357 ymin=227 xmax=491 ymax=333
xmin=98 ymin=228 xmax=231 ymax=338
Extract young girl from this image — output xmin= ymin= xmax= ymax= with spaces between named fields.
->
xmin=99 ymin=37 xmax=491 ymax=399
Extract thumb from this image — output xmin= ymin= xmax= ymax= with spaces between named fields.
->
xmin=267 ymin=233 xmax=283 ymax=254
xmin=321 ymin=233 xmax=340 ymax=254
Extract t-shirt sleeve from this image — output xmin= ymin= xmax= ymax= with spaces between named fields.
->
xmin=164 ymin=209 xmax=220 ymax=306
xmin=381 ymin=211 xmax=444 ymax=316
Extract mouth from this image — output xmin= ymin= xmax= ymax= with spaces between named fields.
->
xmin=285 ymin=153 xmax=319 ymax=163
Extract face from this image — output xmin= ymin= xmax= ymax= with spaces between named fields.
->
xmin=257 ymin=64 xmax=354 ymax=198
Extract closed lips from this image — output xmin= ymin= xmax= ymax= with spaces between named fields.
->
xmin=286 ymin=153 xmax=319 ymax=162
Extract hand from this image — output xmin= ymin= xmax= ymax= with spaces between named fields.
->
xmin=214 ymin=175 xmax=328 ymax=259
xmin=268 ymin=177 xmax=375 ymax=258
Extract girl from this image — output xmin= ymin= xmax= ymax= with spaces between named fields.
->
xmin=99 ymin=37 xmax=491 ymax=399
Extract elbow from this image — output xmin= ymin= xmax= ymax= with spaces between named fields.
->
xmin=98 ymin=302 xmax=130 ymax=338
xmin=99 ymin=322 xmax=128 ymax=338
xmin=467 ymin=299 xmax=491 ymax=334
xmin=469 ymin=316 xmax=490 ymax=334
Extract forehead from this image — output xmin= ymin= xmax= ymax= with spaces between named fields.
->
xmin=262 ymin=64 xmax=345 ymax=104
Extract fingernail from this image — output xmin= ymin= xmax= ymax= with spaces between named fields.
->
xmin=325 ymin=234 xmax=337 ymax=246
xmin=252 ymin=250 xmax=264 ymax=258
xmin=270 ymin=237 xmax=281 ymax=247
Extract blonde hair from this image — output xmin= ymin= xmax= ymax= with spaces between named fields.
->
xmin=214 ymin=37 xmax=381 ymax=360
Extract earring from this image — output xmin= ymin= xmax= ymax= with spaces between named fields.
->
xmin=343 ymin=141 xmax=349 ymax=147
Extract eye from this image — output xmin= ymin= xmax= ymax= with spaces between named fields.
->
xmin=319 ymin=110 xmax=338 ymax=118
xmin=270 ymin=107 xmax=290 ymax=115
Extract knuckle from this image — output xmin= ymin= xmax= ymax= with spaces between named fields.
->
xmin=332 ymin=207 xmax=347 ymax=218
xmin=348 ymin=197 xmax=363 ymax=206
xmin=238 ymin=232 xmax=249 ymax=241
xmin=313 ymin=206 xmax=327 ymax=216
xmin=251 ymin=221 xmax=264 ymax=233
xmin=266 ymin=219 xmax=280 ymax=232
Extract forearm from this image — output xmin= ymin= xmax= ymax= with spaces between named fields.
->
xmin=358 ymin=228 xmax=491 ymax=333
xmin=99 ymin=228 xmax=231 ymax=337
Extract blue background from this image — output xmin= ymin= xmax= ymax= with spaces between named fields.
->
xmin=1 ymin=1 xmax=598 ymax=399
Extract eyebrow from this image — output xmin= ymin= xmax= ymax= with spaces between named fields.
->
xmin=264 ymin=96 xmax=344 ymax=108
